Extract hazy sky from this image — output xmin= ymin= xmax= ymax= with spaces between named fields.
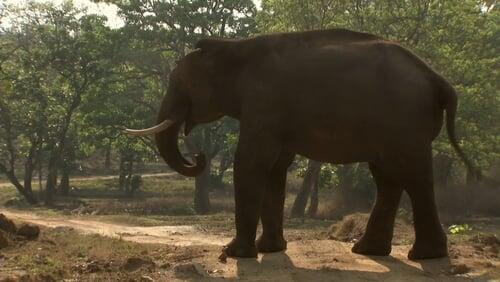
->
xmin=3 ymin=0 xmax=263 ymax=28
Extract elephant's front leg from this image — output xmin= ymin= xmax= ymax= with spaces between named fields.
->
xmin=257 ymin=153 xmax=294 ymax=253
xmin=223 ymin=138 xmax=281 ymax=258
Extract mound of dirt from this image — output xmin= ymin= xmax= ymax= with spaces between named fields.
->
xmin=327 ymin=213 xmax=414 ymax=245
xmin=468 ymin=233 xmax=499 ymax=258
xmin=17 ymin=224 xmax=40 ymax=239
xmin=0 ymin=231 xmax=8 ymax=248
xmin=0 ymin=213 xmax=17 ymax=234
xmin=469 ymin=233 xmax=500 ymax=247
xmin=122 ymin=257 xmax=156 ymax=272
xmin=0 ymin=214 xmax=40 ymax=246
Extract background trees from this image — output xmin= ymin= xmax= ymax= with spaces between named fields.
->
xmin=0 ymin=2 xmax=122 ymax=204
xmin=259 ymin=0 xmax=499 ymax=217
xmin=107 ymin=0 xmax=257 ymax=214
xmin=0 ymin=0 xmax=497 ymax=216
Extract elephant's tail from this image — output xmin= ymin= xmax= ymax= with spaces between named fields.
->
xmin=440 ymin=81 xmax=481 ymax=181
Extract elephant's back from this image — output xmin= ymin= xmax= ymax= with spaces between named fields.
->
xmin=238 ymin=40 xmax=445 ymax=160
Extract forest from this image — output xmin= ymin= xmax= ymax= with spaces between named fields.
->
xmin=0 ymin=0 xmax=498 ymax=281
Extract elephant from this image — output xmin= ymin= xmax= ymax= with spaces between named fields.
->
xmin=126 ymin=29 xmax=478 ymax=260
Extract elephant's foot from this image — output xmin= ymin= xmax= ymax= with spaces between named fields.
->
xmin=408 ymin=241 xmax=448 ymax=260
xmin=256 ymin=234 xmax=287 ymax=253
xmin=351 ymin=237 xmax=391 ymax=256
xmin=221 ymin=238 xmax=258 ymax=258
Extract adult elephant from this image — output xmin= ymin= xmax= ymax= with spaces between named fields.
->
xmin=126 ymin=29 xmax=477 ymax=260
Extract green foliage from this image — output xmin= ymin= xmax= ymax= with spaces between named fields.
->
xmin=0 ymin=0 xmax=497 ymax=203
xmin=448 ymin=224 xmax=473 ymax=234
xmin=258 ymin=0 xmax=499 ymax=176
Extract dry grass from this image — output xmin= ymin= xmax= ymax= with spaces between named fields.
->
xmin=0 ymin=224 xmax=176 ymax=281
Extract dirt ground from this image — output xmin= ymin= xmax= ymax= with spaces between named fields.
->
xmin=1 ymin=210 xmax=499 ymax=281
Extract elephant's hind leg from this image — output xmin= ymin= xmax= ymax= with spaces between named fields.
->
xmin=404 ymin=147 xmax=448 ymax=260
xmin=352 ymin=162 xmax=403 ymax=256
xmin=257 ymin=153 xmax=294 ymax=253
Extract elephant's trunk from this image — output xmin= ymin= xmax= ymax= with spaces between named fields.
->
xmin=154 ymin=81 xmax=206 ymax=177
xmin=154 ymin=121 xmax=206 ymax=177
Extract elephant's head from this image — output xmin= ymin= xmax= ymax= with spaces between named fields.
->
xmin=126 ymin=43 xmax=237 ymax=177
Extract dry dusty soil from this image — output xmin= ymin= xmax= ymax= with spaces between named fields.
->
xmin=0 ymin=210 xmax=499 ymax=281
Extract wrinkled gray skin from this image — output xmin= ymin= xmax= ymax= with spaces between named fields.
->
xmin=152 ymin=29 xmax=477 ymax=260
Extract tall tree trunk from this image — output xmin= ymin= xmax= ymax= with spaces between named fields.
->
xmin=194 ymin=158 xmax=211 ymax=214
xmin=23 ymin=140 xmax=40 ymax=194
xmin=0 ymin=102 xmax=39 ymax=204
xmin=307 ymin=179 xmax=319 ymax=218
xmin=104 ymin=145 xmax=112 ymax=171
xmin=291 ymin=160 xmax=321 ymax=218
xmin=125 ymin=159 xmax=134 ymax=193
xmin=466 ymin=169 xmax=479 ymax=186
xmin=45 ymin=154 xmax=59 ymax=205
xmin=24 ymin=157 xmax=34 ymax=194
xmin=44 ymin=89 xmax=82 ymax=204
xmin=59 ymin=161 xmax=70 ymax=196
xmin=433 ymin=153 xmax=453 ymax=188
xmin=213 ymin=150 xmax=233 ymax=192
xmin=38 ymin=158 xmax=43 ymax=192
xmin=331 ymin=164 xmax=356 ymax=217
xmin=118 ymin=154 xmax=126 ymax=190
xmin=0 ymin=165 xmax=38 ymax=205
xmin=185 ymin=131 xmax=213 ymax=215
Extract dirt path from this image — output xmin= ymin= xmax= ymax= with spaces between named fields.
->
xmin=0 ymin=172 xmax=175 ymax=188
xmin=2 ymin=210 xmax=499 ymax=281
xmin=2 ymin=210 xmax=225 ymax=247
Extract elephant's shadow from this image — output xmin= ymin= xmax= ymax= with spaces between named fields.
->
xmin=231 ymin=252 xmax=462 ymax=282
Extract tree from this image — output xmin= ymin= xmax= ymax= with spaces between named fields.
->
xmin=259 ymin=0 xmax=499 ymax=177
xmin=290 ymin=160 xmax=321 ymax=218
xmin=0 ymin=2 xmax=119 ymax=204
xmin=109 ymin=0 xmax=258 ymax=214
xmin=259 ymin=0 xmax=499 ymax=215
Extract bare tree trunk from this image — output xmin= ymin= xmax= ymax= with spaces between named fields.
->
xmin=434 ymin=153 xmax=453 ymax=188
xmin=24 ymin=157 xmax=34 ymax=194
xmin=185 ymin=132 xmax=212 ymax=215
xmin=466 ymin=169 xmax=479 ymax=186
xmin=125 ymin=159 xmax=133 ymax=193
xmin=331 ymin=164 xmax=356 ymax=217
xmin=44 ymin=88 xmax=82 ymax=204
xmin=291 ymin=160 xmax=321 ymax=218
xmin=194 ymin=159 xmax=211 ymax=214
xmin=0 ymin=102 xmax=40 ymax=204
xmin=45 ymin=158 xmax=58 ymax=204
xmin=212 ymin=148 xmax=234 ymax=193
xmin=59 ymin=161 xmax=70 ymax=196
xmin=104 ymin=145 xmax=111 ymax=171
xmin=118 ymin=154 xmax=126 ymax=190
xmin=307 ymin=179 xmax=319 ymax=218
xmin=0 ymin=164 xmax=38 ymax=205
xmin=38 ymin=158 xmax=43 ymax=192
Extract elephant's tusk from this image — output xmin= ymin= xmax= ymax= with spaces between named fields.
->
xmin=124 ymin=119 xmax=176 ymax=136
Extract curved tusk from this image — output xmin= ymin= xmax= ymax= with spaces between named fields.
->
xmin=124 ymin=119 xmax=176 ymax=136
